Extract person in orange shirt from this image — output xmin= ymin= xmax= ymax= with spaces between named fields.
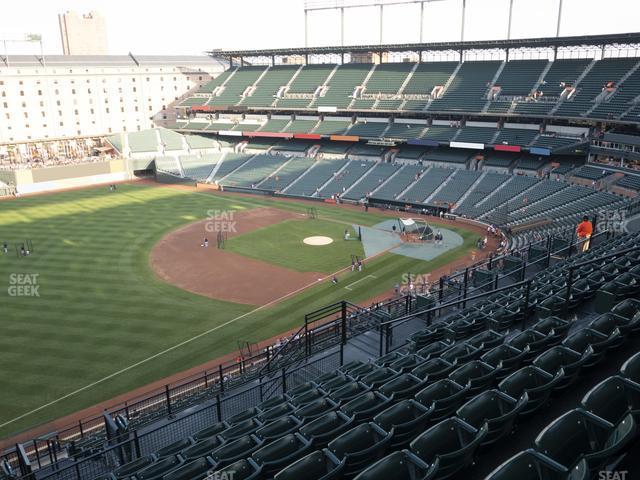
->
xmin=576 ymin=216 xmax=593 ymax=252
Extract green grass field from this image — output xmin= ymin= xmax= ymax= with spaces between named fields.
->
xmin=226 ymin=219 xmax=363 ymax=273
xmin=0 ymin=183 xmax=478 ymax=438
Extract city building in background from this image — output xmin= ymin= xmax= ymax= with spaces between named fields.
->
xmin=58 ymin=10 xmax=108 ymax=55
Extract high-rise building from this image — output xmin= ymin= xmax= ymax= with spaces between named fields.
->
xmin=58 ymin=10 xmax=108 ymax=55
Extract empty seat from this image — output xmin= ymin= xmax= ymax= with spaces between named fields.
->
xmin=294 ymin=397 xmax=339 ymax=421
xmin=361 ymin=367 xmax=400 ymax=389
xmin=373 ymin=400 xmax=434 ymax=449
xmin=595 ymin=273 xmax=640 ymax=313
xmin=456 ymin=389 xmax=527 ymax=446
xmin=587 ymin=314 xmax=627 ymax=348
xmin=467 ymin=330 xmax=505 ymax=352
xmin=535 ymin=409 xmax=636 ymax=472
xmin=341 ymin=362 xmax=377 ymax=379
xmin=410 ymin=417 xmax=487 ymax=479
xmin=508 ymin=329 xmax=551 ymax=361
xmin=287 ymin=381 xmax=320 ymax=397
xmin=156 ymin=439 xmax=194 ymax=458
xmin=330 ymin=381 xmax=372 ymax=404
xmin=258 ymin=395 xmax=288 ymax=411
xmin=485 ymin=449 xmax=588 ymax=480
xmin=581 ymin=375 xmax=640 ymax=425
xmin=415 ymin=379 xmax=470 ymax=422
xmin=321 ymin=373 xmax=353 ymax=392
xmin=621 ymin=351 xmax=640 ymax=384
xmin=259 ymin=402 xmax=296 ymax=423
xmin=531 ymin=317 xmax=571 ymax=344
xmin=135 ymin=455 xmax=184 ymax=480
xmin=193 ymin=421 xmax=229 ymax=441
xmin=341 ymin=391 xmax=393 ymax=423
xmin=289 ymin=387 xmax=327 ymax=407
xmin=209 ymin=458 xmax=262 ymax=480
xmin=416 ymin=340 xmax=454 ymax=360
xmin=210 ymin=435 xmax=265 ymax=468
xmin=274 ymin=449 xmax=345 ymax=480
xmin=112 ymin=455 xmax=155 ymax=479
xmin=298 ymin=411 xmax=355 ymax=448
xmin=252 ymin=433 xmax=314 ymax=477
xmin=228 ymin=407 xmax=262 ymax=425
xmin=533 ymin=346 xmax=592 ymax=390
xmin=354 ymin=450 xmax=439 ymax=480
xmin=328 ymin=423 xmax=393 ymax=478
xmin=162 ymin=457 xmax=216 ymax=480
xmin=378 ymin=374 xmax=428 ymax=401
xmin=448 ymin=360 xmax=498 ymax=399
xmin=611 ymin=299 xmax=640 ymax=335
xmin=481 ymin=344 xmax=528 ymax=381
xmin=411 ymin=358 xmax=456 ymax=381
xmin=180 ymin=435 xmax=225 ymax=460
xmin=562 ymin=328 xmax=621 ymax=367
xmin=441 ymin=342 xmax=482 ymax=364
xmin=389 ymin=354 xmax=425 ymax=373
xmin=255 ymin=415 xmax=303 ymax=442
xmin=499 ymin=366 xmax=564 ymax=416
xmin=220 ymin=418 xmax=263 ymax=441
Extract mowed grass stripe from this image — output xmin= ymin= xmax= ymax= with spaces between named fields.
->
xmin=0 ymin=183 xmax=477 ymax=437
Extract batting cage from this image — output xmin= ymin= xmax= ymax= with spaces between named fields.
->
xmin=397 ymin=218 xmax=433 ymax=242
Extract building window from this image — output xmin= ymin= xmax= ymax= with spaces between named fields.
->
xmin=19 ymin=90 xmax=24 ymax=96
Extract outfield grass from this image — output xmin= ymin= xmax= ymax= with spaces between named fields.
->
xmin=226 ymin=219 xmax=363 ymax=273
xmin=0 ymin=184 xmax=478 ymax=438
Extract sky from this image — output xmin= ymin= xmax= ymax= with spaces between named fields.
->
xmin=1 ymin=0 xmax=639 ymax=56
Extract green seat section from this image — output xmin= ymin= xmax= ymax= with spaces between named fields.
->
xmin=274 ymin=449 xmax=345 ymax=480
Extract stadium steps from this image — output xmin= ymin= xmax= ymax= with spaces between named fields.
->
xmin=423 ymin=169 xmax=457 ymax=203
xmin=479 ymin=179 xmax=551 ymax=219
xmin=279 ymin=65 xmax=305 ymax=103
xmin=205 ymin=152 xmax=227 ymax=182
xmin=236 ymin=66 xmax=272 ymax=106
xmin=216 ymin=153 xmax=257 ymax=182
xmin=369 ymin=164 xmax=409 ymax=197
xmin=530 ymin=61 xmax=554 ymax=96
xmin=489 ymin=129 xmax=501 ymax=145
xmin=424 ymin=61 xmax=463 ymax=111
xmin=396 ymin=166 xmax=432 ymax=199
xmin=397 ymin=62 xmax=420 ymax=95
xmin=453 ymin=171 xmax=487 ymax=209
xmin=308 ymin=65 xmax=341 ymax=108
xmin=256 ymin=156 xmax=296 ymax=188
xmin=549 ymin=59 xmax=596 ymax=115
xmin=584 ymin=58 xmax=640 ymax=117
xmin=474 ymin=176 xmax=515 ymax=208
xmin=342 ymin=161 xmax=379 ymax=199
xmin=481 ymin=61 xmax=507 ymax=113
xmin=347 ymin=64 xmax=378 ymax=110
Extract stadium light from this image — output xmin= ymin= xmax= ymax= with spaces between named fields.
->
xmin=1 ymin=33 xmax=45 ymax=68
xmin=304 ymin=0 xmax=447 ymax=47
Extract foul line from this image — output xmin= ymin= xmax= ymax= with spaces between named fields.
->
xmin=344 ymin=274 xmax=378 ymax=290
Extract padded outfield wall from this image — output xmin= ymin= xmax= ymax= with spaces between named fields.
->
xmin=13 ymin=159 xmax=133 ymax=195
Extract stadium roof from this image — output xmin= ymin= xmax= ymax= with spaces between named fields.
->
xmin=0 ymin=54 xmax=227 ymax=69
xmin=213 ymin=32 xmax=640 ymax=58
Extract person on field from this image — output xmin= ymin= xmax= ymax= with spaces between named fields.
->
xmin=202 ymin=237 xmax=209 ymax=248
xmin=331 ymin=275 xmax=339 ymax=285
xmin=2 ymin=241 xmax=7 ymax=254
xmin=576 ymin=216 xmax=593 ymax=252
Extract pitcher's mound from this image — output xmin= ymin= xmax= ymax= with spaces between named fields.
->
xmin=303 ymin=236 xmax=334 ymax=246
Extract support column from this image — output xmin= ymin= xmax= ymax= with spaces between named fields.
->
xmin=419 ymin=1 xmax=425 ymax=43
xmin=341 ymin=8 xmax=345 ymax=47
xmin=379 ymin=4 xmax=384 ymax=45
xmin=507 ymin=0 xmax=514 ymax=40
xmin=304 ymin=9 xmax=309 ymax=48
xmin=460 ymin=0 xmax=466 ymax=42
xmin=556 ymin=0 xmax=563 ymax=37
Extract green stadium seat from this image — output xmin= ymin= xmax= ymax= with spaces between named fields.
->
xmin=258 ymin=395 xmax=288 ymax=411
xmin=361 ymin=367 xmax=400 ymax=389
xmin=415 ymin=379 xmax=470 ymax=422
xmin=535 ymin=409 xmax=636 ymax=472
xmin=210 ymin=434 xmax=265 ymax=468
xmin=378 ymin=374 xmax=428 ymax=401
xmin=411 ymin=358 xmax=456 ymax=382
xmin=485 ymin=449 xmax=588 ymax=480
xmin=533 ymin=346 xmax=592 ymax=390
xmin=531 ymin=317 xmax=571 ymax=345
xmin=416 ymin=340 xmax=454 ymax=360
xmin=342 ymin=362 xmax=378 ymax=380
xmin=209 ymin=458 xmax=262 ymax=480
xmin=328 ymin=423 xmax=393 ymax=478
xmin=274 ymin=449 xmax=345 ymax=480
xmin=373 ymin=399 xmax=434 ymax=449
xmin=595 ymin=273 xmax=640 ymax=313
xmin=353 ymin=450 xmax=439 ymax=480
xmin=259 ymin=402 xmax=296 ymax=423
xmin=220 ymin=418 xmax=264 ymax=441
xmin=156 ymin=439 xmax=194 ymax=458
xmin=581 ymin=375 xmax=640 ymax=426
xmin=288 ymin=387 xmax=327 ymax=407
xmin=456 ymin=389 xmax=527 ymax=446
xmin=440 ymin=342 xmax=482 ymax=364
xmin=288 ymin=382 xmax=319 ymax=397
xmin=448 ymin=360 xmax=498 ymax=399
xmin=562 ymin=328 xmax=621 ymax=368
xmin=135 ymin=455 xmax=183 ymax=480
xmin=320 ymin=374 xmax=352 ymax=392
xmin=611 ymin=299 xmax=640 ymax=336
xmin=228 ymin=407 xmax=261 ymax=425
xmin=467 ymin=330 xmax=506 ymax=352
xmin=112 ymin=455 xmax=155 ymax=479
xmin=480 ymin=344 xmax=528 ymax=381
xmin=388 ymin=354 xmax=425 ymax=374
xmin=255 ymin=415 xmax=304 ymax=442
xmin=162 ymin=457 xmax=216 ymax=480
xmin=340 ymin=391 xmax=393 ymax=423
xmin=621 ymin=352 xmax=640 ymax=384
xmin=375 ymin=351 xmax=407 ymax=367
xmin=586 ymin=314 xmax=627 ymax=349
xmin=409 ymin=417 xmax=487 ymax=479
xmin=192 ymin=421 xmax=229 ymax=441
xmin=298 ymin=411 xmax=355 ymax=448
xmin=251 ymin=433 xmax=314 ymax=477
xmin=180 ymin=435 xmax=225 ymax=460
xmin=294 ymin=397 xmax=339 ymax=422
xmin=498 ymin=366 xmax=564 ymax=416
xmin=329 ymin=381 xmax=372 ymax=404
xmin=508 ymin=330 xmax=552 ymax=362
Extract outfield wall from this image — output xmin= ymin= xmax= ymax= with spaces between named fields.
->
xmin=14 ymin=160 xmax=133 ymax=195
